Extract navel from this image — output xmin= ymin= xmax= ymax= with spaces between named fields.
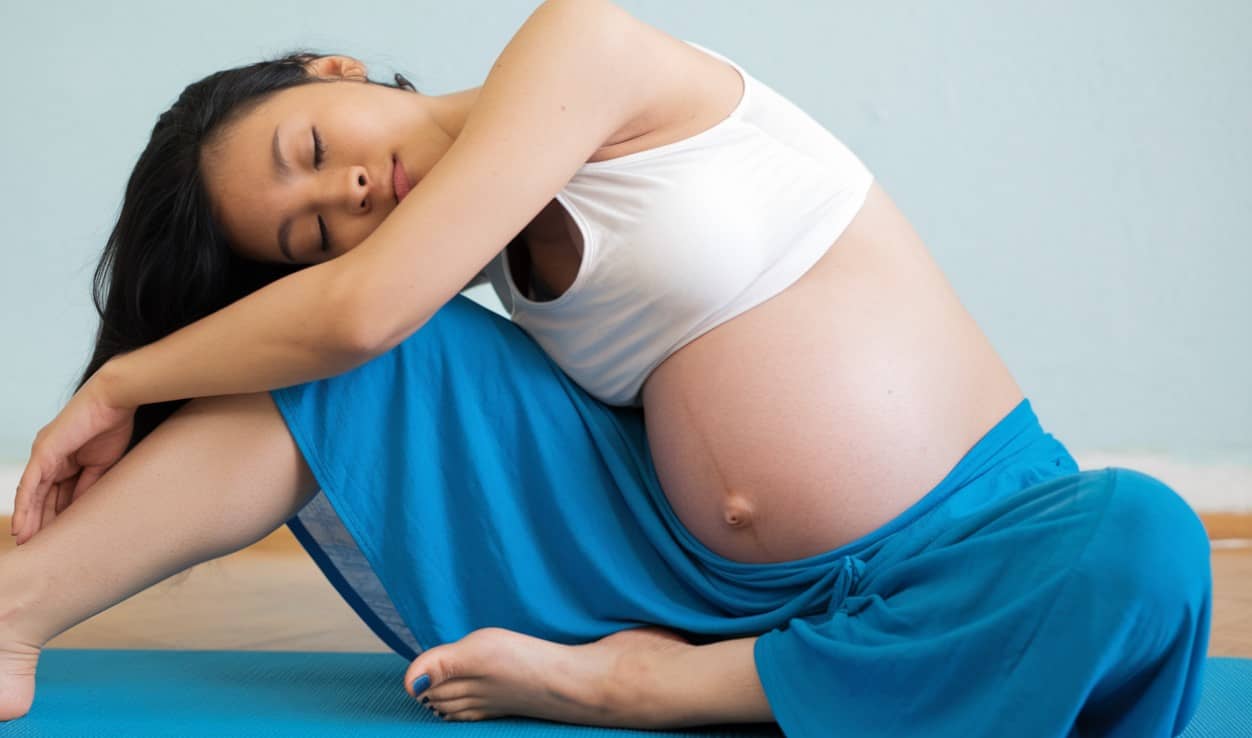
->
xmin=723 ymin=493 xmax=756 ymax=529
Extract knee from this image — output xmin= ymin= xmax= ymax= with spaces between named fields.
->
xmin=1079 ymin=468 xmax=1212 ymax=615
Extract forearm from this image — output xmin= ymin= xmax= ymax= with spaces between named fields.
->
xmin=99 ymin=260 xmax=371 ymax=408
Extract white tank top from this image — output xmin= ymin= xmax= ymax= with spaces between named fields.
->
xmin=485 ymin=40 xmax=875 ymax=408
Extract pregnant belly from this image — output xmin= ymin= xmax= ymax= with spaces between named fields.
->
xmin=639 ymin=182 xmax=1025 ymax=564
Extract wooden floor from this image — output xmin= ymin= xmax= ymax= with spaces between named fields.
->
xmin=2 ymin=521 xmax=1250 ymax=659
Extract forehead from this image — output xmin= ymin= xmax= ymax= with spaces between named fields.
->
xmin=204 ymin=86 xmax=317 ymax=260
xmin=215 ymin=79 xmax=360 ymax=165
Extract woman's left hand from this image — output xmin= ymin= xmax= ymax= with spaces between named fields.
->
xmin=12 ymin=367 xmax=136 ymax=545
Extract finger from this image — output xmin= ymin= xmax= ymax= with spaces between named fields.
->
xmin=14 ymin=470 xmax=32 ymax=539
xmin=72 ymin=466 xmax=105 ymax=504
xmin=27 ymin=477 xmax=51 ymax=542
xmin=34 ymin=467 xmax=64 ymax=537
xmin=56 ymin=475 xmax=75 ymax=514
xmin=23 ymin=462 xmax=51 ymax=537
xmin=17 ymin=432 xmax=52 ymax=534
xmin=20 ymin=481 xmax=48 ymax=544
xmin=40 ymin=480 xmax=60 ymax=534
xmin=13 ymin=462 xmax=39 ymax=536
xmin=19 ymin=475 xmax=41 ymax=542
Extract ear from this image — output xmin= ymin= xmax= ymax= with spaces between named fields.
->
xmin=305 ymin=55 xmax=368 ymax=81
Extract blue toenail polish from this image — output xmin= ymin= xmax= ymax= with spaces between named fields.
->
xmin=412 ymin=674 xmax=430 ymax=694
xmin=421 ymin=696 xmax=430 ymax=705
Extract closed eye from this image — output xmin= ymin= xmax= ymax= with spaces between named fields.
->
xmin=313 ymin=126 xmax=326 ymax=168
xmin=312 ymin=127 xmax=330 ymax=253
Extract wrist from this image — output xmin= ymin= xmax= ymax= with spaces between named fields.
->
xmin=92 ymin=354 xmax=137 ymax=409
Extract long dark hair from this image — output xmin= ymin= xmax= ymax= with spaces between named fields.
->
xmin=73 ymin=51 xmax=422 ymax=453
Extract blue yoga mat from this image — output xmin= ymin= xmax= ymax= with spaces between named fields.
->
xmin=1 ymin=650 xmax=1247 ymax=736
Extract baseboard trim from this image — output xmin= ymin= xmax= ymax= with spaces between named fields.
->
xmin=2 ymin=454 xmax=1249 ymax=546
xmin=1199 ymin=513 xmax=1252 ymax=543
xmin=1 ymin=513 xmax=1249 ymax=554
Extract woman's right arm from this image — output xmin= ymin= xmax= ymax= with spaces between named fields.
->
xmin=96 ymin=0 xmax=662 ymax=409
xmin=332 ymin=0 xmax=663 ymax=354
xmin=461 ymin=267 xmax=491 ymax=292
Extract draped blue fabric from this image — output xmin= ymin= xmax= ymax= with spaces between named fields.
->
xmin=271 ymin=295 xmax=1211 ymax=737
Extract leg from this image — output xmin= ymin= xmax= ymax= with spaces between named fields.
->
xmin=749 ymin=468 xmax=1212 ymax=738
xmin=399 ymin=623 xmax=773 ymax=729
xmin=1044 ymin=468 xmax=1212 ymax=737
xmin=257 ymin=296 xmax=783 ymax=729
xmin=610 ymin=631 xmax=773 ymax=728
xmin=0 ymin=391 xmax=319 ymax=720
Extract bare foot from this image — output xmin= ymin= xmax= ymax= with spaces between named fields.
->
xmin=403 ymin=624 xmax=691 ymax=729
xmin=0 ymin=554 xmax=48 ymax=722
xmin=0 ymin=626 xmax=40 ymax=722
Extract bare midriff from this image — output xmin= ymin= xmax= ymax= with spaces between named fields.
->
xmin=636 ymin=180 xmax=1026 ymax=564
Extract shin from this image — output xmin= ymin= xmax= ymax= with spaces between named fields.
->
xmin=1 ymin=392 xmax=318 ymax=645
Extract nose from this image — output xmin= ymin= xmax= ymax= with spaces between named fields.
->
xmin=346 ymin=165 xmax=370 ymax=212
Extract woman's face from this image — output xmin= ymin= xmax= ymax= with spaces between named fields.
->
xmin=201 ymin=59 xmax=453 ymax=266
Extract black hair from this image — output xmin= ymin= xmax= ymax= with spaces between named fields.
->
xmin=74 ymin=51 xmax=422 ymax=454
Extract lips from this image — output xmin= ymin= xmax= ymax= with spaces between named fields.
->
xmin=392 ymin=155 xmax=413 ymax=203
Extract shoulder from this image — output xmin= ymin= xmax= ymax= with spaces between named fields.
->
xmin=506 ymin=0 xmax=645 ymax=62
xmin=513 ymin=0 xmax=740 ymax=155
xmin=529 ymin=0 xmax=639 ymax=36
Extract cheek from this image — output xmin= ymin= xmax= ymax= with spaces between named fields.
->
xmin=333 ymin=103 xmax=391 ymax=143
xmin=204 ymin=164 xmax=274 ymax=254
xmin=225 ymin=199 xmax=279 ymax=259
xmin=332 ymin=92 xmax=404 ymax=147
xmin=337 ymin=210 xmax=389 ymax=255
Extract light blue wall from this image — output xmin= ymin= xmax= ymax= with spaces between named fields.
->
xmin=2 ymin=1 xmax=1248 ymax=463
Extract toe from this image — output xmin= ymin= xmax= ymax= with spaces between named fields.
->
xmin=455 ymin=709 xmax=493 ymax=722
xmin=433 ymin=695 xmax=485 ymax=715
xmin=423 ymin=677 xmax=477 ymax=703
xmin=403 ymin=627 xmax=516 ymax=701
xmin=404 ymin=646 xmax=459 ymax=701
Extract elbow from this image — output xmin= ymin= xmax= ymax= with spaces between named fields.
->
xmin=339 ymin=309 xmax=384 ymax=357
xmin=329 ymin=260 xmax=448 ymax=357
xmin=338 ymin=297 xmax=395 ymax=357
xmin=330 ymin=276 xmax=389 ymax=357
xmin=335 ymin=283 xmax=432 ymax=357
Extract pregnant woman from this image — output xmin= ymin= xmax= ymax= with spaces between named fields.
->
xmin=4 ymin=1 xmax=1211 ymax=735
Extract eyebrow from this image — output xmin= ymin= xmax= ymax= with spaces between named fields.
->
xmin=272 ymin=125 xmax=296 ymax=263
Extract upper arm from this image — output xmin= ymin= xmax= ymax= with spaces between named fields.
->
xmin=336 ymin=0 xmax=657 ymax=351
xmin=459 ymin=267 xmax=491 ymax=293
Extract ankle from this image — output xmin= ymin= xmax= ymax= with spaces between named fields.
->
xmin=0 ymin=551 xmax=51 ymax=648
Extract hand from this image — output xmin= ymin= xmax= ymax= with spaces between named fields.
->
xmin=12 ymin=368 xmax=136 ymax=545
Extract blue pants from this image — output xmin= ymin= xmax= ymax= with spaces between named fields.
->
xmin=270 ymin=295 xmax=1212 ymax=737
